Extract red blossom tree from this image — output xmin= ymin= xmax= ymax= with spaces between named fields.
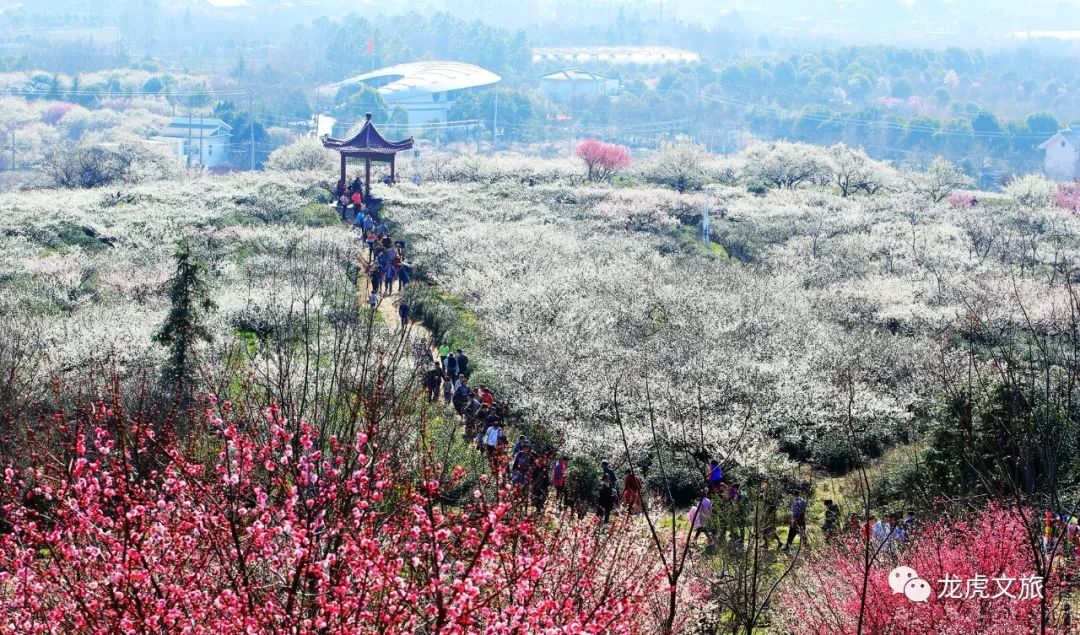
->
xmin=0 ymin=391 xmax=671 ymax=633
xmin=575 ymin=139 xmax=631 ymax=182
xmin=776 ymin=504 xmax=1061 ymax=634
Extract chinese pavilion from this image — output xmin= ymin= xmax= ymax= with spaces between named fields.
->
xmin=322 ymin=113 xmax=413 ymax=199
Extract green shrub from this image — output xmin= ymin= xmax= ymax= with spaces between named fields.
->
xmin=810 ymin=430 xmax=861 ymax=475
xmin=399 ymin=285 xmax=480 ymax=353
xmin=746 ymin=179 xmax=770 ymax=196
xmin=297 ymin=202 xmax=340 ymax=227
xmin=44 ymin=222 xmax=114 ymax=252
xmin=869 ymin=449 xmax=928 ymax=513
xmin=645 ymin=463 xmax=703 ymax=507
xmin=566 ymin=454 xmax=601 ymax=509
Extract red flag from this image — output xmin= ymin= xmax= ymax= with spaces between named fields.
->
xmin=365 ymin=36 xmax=374 ymax=55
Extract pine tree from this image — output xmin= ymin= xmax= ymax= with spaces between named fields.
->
xmin=154 ymin=238 xmax=215 ymax=402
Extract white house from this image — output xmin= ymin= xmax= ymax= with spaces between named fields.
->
xmin=540 ymin=69 xmax=620 ymax=102
xmin=321 ymin=61 xmax=501 ymax=128
xmin=153 ymin=117 xmax=233 ymax=168
xmin=1038 ymin=129 xmax=1080 ymax=181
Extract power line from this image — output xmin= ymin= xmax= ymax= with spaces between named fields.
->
xmin=0 ymin=87 xmax=252 ymax=97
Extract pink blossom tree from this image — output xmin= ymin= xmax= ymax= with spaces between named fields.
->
xmin=1054 ymin=182 xmax=1080 ymax=212
xmin=42 ymin=102 xmax=75 ymax=125
xmin=0 ymin=390 xmax=672 ymax=633
xmin=575 ymin=139 xmax=631 ymax=182
xmin=776 ymin=504 xmax=1059 ymax=634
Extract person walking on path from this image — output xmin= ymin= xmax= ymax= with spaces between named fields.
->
xmin=453 ymin=376 xmax=471 ymax=416
xmin=423 ymin=363 xmax=443 ymax=403
xmin=442 ymin=372 xmax=453 ymax=403
xmin=398 ymin=302 xmax=410 ymax=330
xmin=706 ymin=459 xmax=724 ymax=494
xmin=365 ymin=232 xmax=377 ymax=259
xmin=622 ymin=469 xmax=643 ymax=514
xmin=552 ymin=456 xmax=568 ymax=511
xmin=511 ymin=444 xmax=533 ymax=487
xmin=455 ymin=349 xmax=470 ymax=379
xmin=690 ymin=489 xmax=714 ymax=547
xmin=601 ymin=461 xmax=616 ymax=488
xmin=531 ymin=455 xmax=551 ymax=514
xmin=783 ymin=493 xmax=808 ymax=552
xmin=439 ymin=343 xmax=450 ymax=369
xmin=822 ymin=499 xmax=841 ymax=539
xmin=367 ymin=290 xmax=379 ymax=311
xmin=598 ymin=474 xmax=617 ymax=526
xmin=370 ymin=265 xmax=382 ymax=294
xmin=511 ymin=435 xmax=529 ymax=457
xmin=483 ymin=422 xmax=501 ymax=472
xmin=383 ymin=264 xmax=397 ymax=296
xmin=445 ymin=351 xmax=459 ymax=380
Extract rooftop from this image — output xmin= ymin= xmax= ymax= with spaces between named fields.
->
xmin=541 ymin=69 xmax=614 ymax=82
xmin=322 ymin=61 xmax=500 ymax=102
xmin=322 ymin=113 xmax=414 ymax=157
xmin=532 ymin=46 xmax=699 ymax=65
xmin=1039 ymin=128 xmax=1080 ymax=148
xmin=157 ymin=117 xmax=232 ymax=139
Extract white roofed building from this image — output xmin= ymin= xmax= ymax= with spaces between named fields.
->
xmin=152 ymin=117 xmax=233 ymax=168
xmin=1039 ymin=129 xmax=1080 ymax=182
xmin=532 ymin=46 xmax=699 ymax=65
xmin=323 ymin=61 xmax=501 ymax=127
xmin=540 ymin=69 xmax=620 ymax=102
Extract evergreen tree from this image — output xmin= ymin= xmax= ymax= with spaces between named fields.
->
xmin=154 ymin=238 xmax=215 ymax=401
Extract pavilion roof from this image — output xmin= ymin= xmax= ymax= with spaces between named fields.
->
xmin=322 ymin=113 xmax=413 ymax=156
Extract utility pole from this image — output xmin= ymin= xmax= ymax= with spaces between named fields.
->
xmin=248 ymin=91 xmax=255 ymax=170
xmin=186 ymin=108 xmax=192 ymax=168
xmin=9 ymin=130 xmax=14 ymax=171
xmin=492 ymin=88 xmax=499 ymax=145
xmin=702 ymin=199 xmax=711 ymax=248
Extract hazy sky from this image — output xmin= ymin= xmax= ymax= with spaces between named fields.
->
xmin=11 ymin=0 xmax=1080 ymax=50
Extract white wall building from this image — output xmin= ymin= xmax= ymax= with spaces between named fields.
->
xmin=1039 ymin=129 xmax=1080 ymax=182
xmin=540 ymin=69 xmax=620 ymax=102
xmin=324 ymin=61 xmax=501 ymax=128
xmin=153 ymin=117 xmax=233 ymax=168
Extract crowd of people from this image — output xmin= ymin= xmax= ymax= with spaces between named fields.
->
xmin=349 ymin=196 xmax=414 ymax=321
xmin=683 ymin=468 xmax=923 ymax=555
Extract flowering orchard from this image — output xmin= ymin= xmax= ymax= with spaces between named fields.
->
xmin=383 ymin=143 xmax=1080 ymax=480
xmin=776 ymin=506 xmax=1053 ymax=634
xmin=4 ymin=139 xmax=1080 ymax=631
xmin=0 ymin=391 xmax=670 ymax=633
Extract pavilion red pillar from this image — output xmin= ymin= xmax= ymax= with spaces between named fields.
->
xmin=339 ymin=153 xmax=346 ymax=186
xmin=390 ymin=155 xmax=396 ymax=183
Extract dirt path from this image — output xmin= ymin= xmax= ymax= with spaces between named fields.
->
xmin=353 ymin=228 xmax=438 ymax=359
